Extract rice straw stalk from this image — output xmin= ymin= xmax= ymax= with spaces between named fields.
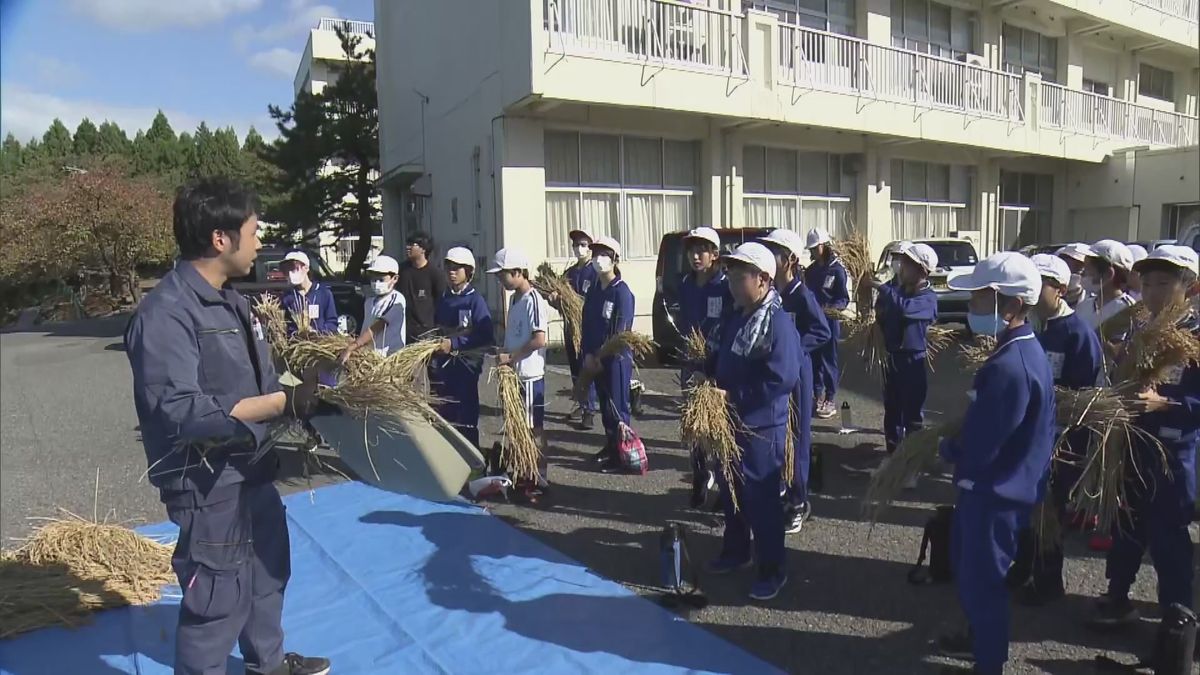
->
xmin=492 ymin=365 xmax=543 ymax=482
xmin=863 ymin=417 xmax=963 ymax=521
xmin=680 ymin=376 xmax=743 ymax=512
xmin=534 ymin=262 xmax=585 ymax=354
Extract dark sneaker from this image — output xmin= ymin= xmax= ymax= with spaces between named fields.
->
xmin=592 ymin=446 xmax=610 ymax=463
xmin=599 ymin=458 xmax=626 ymax=474
xmin=254 ymin=653 xmax=331 ymax=675
xmin=749 ymin=565 xmax=787 ymax=601
xmin=784 ymin=502 xmax=811 ymax=534
xmin=1016 ymin=583 xmax=1064 ymax=607
xmin=566 ymin=406 xmax=584 ymax=423
xmin=934 ymin=631 xmax=974 ymax=661
xmin=1086 ymin=594 xmax=1139 ymax=629
xmin=706 ymin=554 xmax=753 ymax=575
xmin=580 ymin=411 xmax=595 ymax=430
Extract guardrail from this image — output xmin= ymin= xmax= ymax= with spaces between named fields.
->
xmin=318 ymin=18 xmax=374 ymax=35
xmin=1039 ymin=81 xmax=1199 ymax=148
xmin=1129 ymin=0 xmax=1199 ymax=21
xmin=778 ymin=25 xmax=1024 ymax=122
xmin=546 ymin=0 xmax=745 ymax=74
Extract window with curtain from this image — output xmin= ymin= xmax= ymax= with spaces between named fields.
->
xmin=891 ymin=0 xmax=974 ymax=59
xmin=544 ymin=130 xmax=700 ymax=259
xmin=1002 ymin=24 xmax=1057 ymax=81
xmin=742 ymin=144 xmax=855 ymax=237
xmin=1138 ymin=63 xmax=1175 ymax=102
xmin=890 ymin=159 xmax=968 ymax=240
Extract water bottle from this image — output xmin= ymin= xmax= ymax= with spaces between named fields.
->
xmin=840 ymin=401 xmax=853 ymax=431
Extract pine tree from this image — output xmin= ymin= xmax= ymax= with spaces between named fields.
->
xmin=42 ymin=119 xmax=74 ymax=158
xmin=1 ymin=134 xmax=22 ymax=174
xmin=133 ymin=111 xmax=183 ymax=181
xmin=73 ymin=118 xmax=100 ymax=156
xmin=96 ymin=121 xmax=131 ymax=156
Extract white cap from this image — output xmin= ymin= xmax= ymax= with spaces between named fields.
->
xmin=759 ymin=229 xmax=807 ymax=260
xmin=902 ymin=243 xmax=939 ymax=274
xmin=1056 ymin=243 xmax=1091 ymax=263
xmin=1030 ymin=253 xmax=1071 ymax=287
xmin=284 ymin=250 xmax=309 ymax=267
xmin=568 ymin=229 xmax=592 ymax=244
xmin=486 ymin=247 xmax=531 ymax=273
xmin=590 ymin=235 xmax=623 ymax=260
xmin=1086 ymin=239 xmax=1134 ymax=271
xmin=722 ymin=242 xmax=777 ymax=279
xmin=684 ymin=226 xmax=721 ymax=251
xmin=1127 ymin=244 xmax=1148 ymax=264
xmin=444 ymin=246 xmax=475 ymax=268
xmin=366 ymin=255 xmax=399 ymax=275
xmin=1133 ymin=244 xmax=1200 ymax=275
xmin=947 ymin=251 xmax=1042 ymax=304
xmin=892 ymin=241 xmax=914 ymax=254
xmin=806 ymin=228 xmax=832 ymax=250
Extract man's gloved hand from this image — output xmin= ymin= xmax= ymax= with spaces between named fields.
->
xmin=283 ymin=375 xmax=320 ymax=420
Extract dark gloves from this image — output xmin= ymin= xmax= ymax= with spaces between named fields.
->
xmin=283 ymin=374 xmax=321 ymax=420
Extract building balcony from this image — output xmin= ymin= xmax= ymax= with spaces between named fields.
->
xmin=533 ymin=0 xmax=1198 ymax=161
xmin=1037 ymin=0 xmax=1198 ymax=52
xmin=317 ymin=18 xmax=374 ymax=35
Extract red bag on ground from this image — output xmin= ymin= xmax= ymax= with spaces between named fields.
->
xmin=618 ymin=423 xmax=648 ymax=475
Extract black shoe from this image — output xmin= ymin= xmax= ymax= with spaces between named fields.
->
xmin=599 ymin=458 xmax=625 ymax=474
xmin=933 ymin=631 xmax=974 ymax=661
xmin=592 ymin=446 xmax=610 ymax=463
xmin=580 ymin=411 xmax=595 ymax=430
xmin=255 ymin=653 xmax=331 ymax=675
xmin=1086 ymin=593 xmax=1140 ymax=629
xmin=1016 ymin=582 xmax=1064 ymax=607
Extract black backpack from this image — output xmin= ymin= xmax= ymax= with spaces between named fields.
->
xmin=908 ymin=505 xmax=954 ymax=585
xmin=658 ymin=523 xmax=708 ymax=609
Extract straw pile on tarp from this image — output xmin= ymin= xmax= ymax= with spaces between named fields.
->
xmin=1 ymin=514 xmax=174 ymax=638
xmin=863 ymin=418 xmax=963 ymax=522
xmin=678 ymin=332 xmax=743 ymax=510
xmin=574 ymin=331 xmax=656 ymax=401
xmin=533 ymin=262 xmax=584 ymax=353
xmin=491 ymin=365 xmax=542 ymax=482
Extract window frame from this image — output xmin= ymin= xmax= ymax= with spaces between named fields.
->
xmin=1138 ymin=63 xmax=1176 ymax=102
xmin=742 ymin=144 xmax=853 ymax=198
xmin=891 ymin=0 xmax=975 ymax=60
xmin=1001 ymin=23 xmax=1057 ymax=82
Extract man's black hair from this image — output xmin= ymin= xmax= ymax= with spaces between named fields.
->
xmin=407 ymin=231 xmax=434 ymax=256
xmin=1088 ymin=257 xmax=1129 ymax=288
xmin=173 ymin=178 xmax=261 ymax=259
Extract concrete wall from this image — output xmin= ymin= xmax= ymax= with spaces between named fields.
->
xmin=1066 ymin=146 xmax=1200 ymax=240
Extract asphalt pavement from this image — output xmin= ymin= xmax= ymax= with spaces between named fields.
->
xmin=1 ymin=316 xmax=1191 ymax=673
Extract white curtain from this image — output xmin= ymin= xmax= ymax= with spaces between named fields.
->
xmin=744 ymin=197 xmax=768 ymax=227
xmin=829 ymin=200 xmax=852 ymax=238
xmin=801 ymin=199 xmax=829 ymax=235
xmin=581 ymin=192 xmax=620 ymax=240
xmin=624 ymin=193 xmax=691 ymax=258
xmin=545 ymin=192 xmax=580 ymax=258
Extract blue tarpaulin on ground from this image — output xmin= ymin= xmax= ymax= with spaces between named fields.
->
xmin=1 ymin=482 xmax=781 ymax=675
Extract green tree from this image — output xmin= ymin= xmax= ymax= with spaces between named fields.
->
xmin=191 ymin=125 xmax=241 ymax=179
xmin=265 ymin=25 xmax=379 ymax=279
xmin=1 ymin=134 xmax=22 ymax=174
xmin=73 ymin=118 xmax=100 ymax=155
xmin=42 ymin=119 xmax=73 ymax=159
xmin=133 ymin=110 xmax=184 ymax=180
xmin=96 ymin=121 xmax=131 ymax=156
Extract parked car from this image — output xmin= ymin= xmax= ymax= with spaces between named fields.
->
xmin=875 ymin=238 xmax=979 ymax=325
xmin=1128 ymin=239 xmax=1176 ymax=252
xmin=653 ymin=227 xmax=771 ymax=363
xmin=1178 ymin=223 xmax=1200 ymax=252
xmin=1018 ymin=243 xmax=1068 ymax=257
xmin=231 ymin=246 xmax=364 ymax=334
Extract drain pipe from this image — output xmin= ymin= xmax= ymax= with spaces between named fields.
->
xmin=720 ymin=121 xmax=756 ymax=229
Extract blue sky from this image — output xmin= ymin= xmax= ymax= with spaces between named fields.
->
xmin=0 ymin=0 xmax=373 ymax=145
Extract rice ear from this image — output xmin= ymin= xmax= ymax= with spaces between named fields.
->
xmin=862 ymin=417 xmax=962 ymax=521
xmin=681 ymin=378 xmax=744 ymax=512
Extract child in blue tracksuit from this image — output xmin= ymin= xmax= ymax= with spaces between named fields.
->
xmin=560 ymin=229 xmax=599 ymax=429
xmin=580 ymin=236 xmax=636 ymax=473
xmin=705 ymin=243 xmax=802 ymax=602
xmin=1009 ymin=254 xmax=1104 ymax=605
xmin=677 ymin=227 xmax=734 ymax=506
xmin=938 ymin=252 xmax=1057 ymax=675
xmin=804 ymin=229 xmax=850 ymax=419
xmin=761 ymin=229 xmax=830 ymax=534
xmin=872 ymin=243 xmax=939 ymax=453
xmin=430 ymin=247 xmax=494 ymax=450
xmin=1089 ymin=245 xmax=1199 ymax=638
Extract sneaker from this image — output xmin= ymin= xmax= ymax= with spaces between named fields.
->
xmin=253 ymin=653 xmax=331 ymax=675
xmin=815 ymin=401 xmax=836 ymax=420
xmin=592 ymin=446 xmax=610 ymax=463
xmin=1016 ymin=583 xmax=1065 ymax=607
xmin=1086 ymin=594 xmax=1139 ymax=628
xmin=706 ymin=554 xmax=753 ymax=575
xmin=933 ymin=631 xmax=974 ymax=661
xmin=580 ymin=411 xmax=595 ymax=430
xmin=749 ymin=565 xmax=787 ymax=601
xmin=784 ymin=502 xmax=811 ymax=534
xmin=599 ymin=458 xmax=626 ymax=474
xmin=566 ymin=406 xmax=584 ymax=423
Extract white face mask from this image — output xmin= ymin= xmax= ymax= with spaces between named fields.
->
xmin=288 ymin=270 xmax=306 ymax=287
xmin=592 ymin=255 xmax=614 ymax=274
xmin=371 ymin=280 xmax=392 ymax=296
xmin=574 ymin=244 xmax=591 ymax=260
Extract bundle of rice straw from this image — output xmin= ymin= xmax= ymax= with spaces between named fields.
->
xmin=1099 ymin=302 xmax=1146 ymax=344
xmin=1031 ymin=497 xmax=1062 ymax=560
xmin=252 ymin=293 xmax=289 ymax=347
xmin=681 ymin=328 xmax=707 ymax=371
xmin=492 ymin=365 xmax=542 ymax=482
xmin=574 ymin=331 xmax=657 ymax=400
xmin=1112 ymin=300 xmax=1200 ymax=387
xmin=842 ymin=317 xmax=888 ymax=375
xmin=863 ymin=418 xmax=962 ymax=521
xmin=680 ymin=375 xmax=742 ymax=511
xmin=958 ymin=334 xmax=997 ymax=370
xmin=823 ymin=307 xmax=849 ymax=322
xmin=1 ymin=514 xmax=174 ymax=638
xmin=836 ymin=228 xmax=872 ymax=293
xmin=924 ymin=325 xmax=956 ymax=365
xmin=784 ymin=398 xmax=798 ymax=488
xmin=533 ymin=262 xmax=584 ymax=353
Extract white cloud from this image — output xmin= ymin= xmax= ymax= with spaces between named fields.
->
xmin=30 ymin=57 xmax=84 ymax=88
xmin=68 ymin=0 xmax=262 ymax=31
xmin=0 ymin=84 xmax=277 ymax=145
xmin=233 ymin=0 xmax=338 ymax=52
xmin=249 ymin=48 xmax=300 ymax=78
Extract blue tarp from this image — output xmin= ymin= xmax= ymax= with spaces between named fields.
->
xmin=1 ymin=482 xmax=781 ymax=675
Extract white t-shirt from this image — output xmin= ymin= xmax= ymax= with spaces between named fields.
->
xmin=505 ymin=287 xmax=549 ymax=381
xmin=1075 ymin=292 xmax=1136 ymax=330
xmin=363 ymin=290 xmax=407 ymax=355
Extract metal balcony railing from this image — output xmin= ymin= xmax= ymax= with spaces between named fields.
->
xmin=1039 ymin=81 xmax=1199 ymax=148
xmin=317 ymin=18 xmax=374 ymax=35
xmin=778 ymin=25 xmax=1025 ymax=122
xmin=1129 ymin=0 xmax=1199 ymax=21
xmin=545 ymin=0 xmax=746 ymax=74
